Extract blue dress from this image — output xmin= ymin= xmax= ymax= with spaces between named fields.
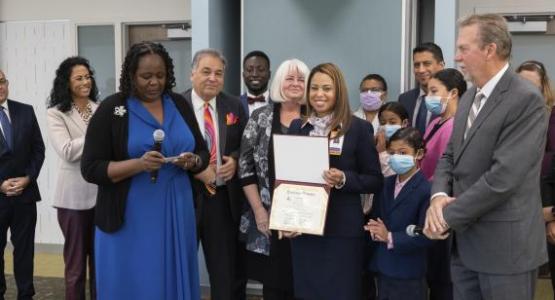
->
xmin=95 ymin=95 xmax=200 ymax=300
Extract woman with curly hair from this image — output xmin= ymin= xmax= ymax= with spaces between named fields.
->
xmin=81 ymin=41 xmax=209 ymax=299
xmin=47 ymin=56 xmax=99 ymax=300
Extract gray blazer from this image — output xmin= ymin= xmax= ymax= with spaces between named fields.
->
xmin=47 ymin=103 xmax=98 ymax=210
xmin=432 ymin=70 xmax=548 ymax=274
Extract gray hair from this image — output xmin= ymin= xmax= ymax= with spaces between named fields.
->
xmin=191 ymin=48 xmax=227 ymax=70
xmin=269 ymin=59 xmax=310 ymax=104
xmin=458 ymin=14 xmax=512 ymax=60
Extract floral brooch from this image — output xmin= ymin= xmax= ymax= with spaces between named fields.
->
xmin=226 ymin=112 xmax=239 ymax=125
xmin=114 ymin=106 xmax=127 ymax=117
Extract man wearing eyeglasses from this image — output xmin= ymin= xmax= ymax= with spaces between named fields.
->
xmin=0 ymin=70 xmax=45 ymax=300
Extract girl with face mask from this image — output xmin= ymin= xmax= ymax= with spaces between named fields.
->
xmin=375 ymin=102 xmax=410 ymax=177
xmin=365 ymin=127 xmax=432 ymax=300
xmin=420 ymin=68 xmax=466 ymax=300
xmin=421 ymin=69 xmax=466 ymax=181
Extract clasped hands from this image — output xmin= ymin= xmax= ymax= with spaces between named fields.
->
xmin=140 ymin=151 xmax=200 ymax=172
xmin=423 ymin=195 xmax=455 ymax=240
xmin=364 ymin=218 xmax=389 ymax=242
xmin=0 ymin=176 xmax=30 ymax=197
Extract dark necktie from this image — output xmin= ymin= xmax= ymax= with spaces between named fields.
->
xmin=415 ymin=95 xmax=428 ymax=134
xmin=0 ymin=106 xmax=13 ymax=150
xmin=247 ymin=96 xmax=265 ymax=105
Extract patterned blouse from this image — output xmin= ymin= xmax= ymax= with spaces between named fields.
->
xmin=238 ymin=101 xmax=301 ymax=256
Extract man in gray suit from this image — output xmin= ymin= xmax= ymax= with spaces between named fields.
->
xmin=424 ymin=14 xmax=548 ymax=300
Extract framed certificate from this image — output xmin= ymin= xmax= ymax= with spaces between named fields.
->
xmin=269 ymin=134 xmax=330 ymax=235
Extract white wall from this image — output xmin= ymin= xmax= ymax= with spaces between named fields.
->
xmin=0 ymin=0 xmax=190 ymax=23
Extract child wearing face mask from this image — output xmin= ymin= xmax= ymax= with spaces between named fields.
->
xmin=375 ymin=102 xmax=410 ymax=176
xmin=365 ymin=127 xmax=432 ymax=300
xmin=421 ymin=68 xmax=467 ymax=181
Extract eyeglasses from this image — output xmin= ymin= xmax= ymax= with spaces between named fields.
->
xmin=0 ymin=79 xmax=8 ymax=86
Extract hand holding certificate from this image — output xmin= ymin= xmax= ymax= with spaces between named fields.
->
xmin=269 ymin=135 xmax=330 ymax=235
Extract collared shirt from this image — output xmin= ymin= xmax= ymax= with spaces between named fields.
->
xmin=191 ymin=89 xmax=223 ymax=185
xmin=247 ymin=90 xmax=269 ymax=115
xmin=0 ymin=100 xmax=10 ymax=138
xmin=394 ymin=170 xmax=419 ymax=198
xmin=412 ymin=89 xmax=432 ymax=128
xmin=474 ymin=63 xmax=510 ymax=114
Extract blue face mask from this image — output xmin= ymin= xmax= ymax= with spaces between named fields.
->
xmin=388 ymin=154 xmax=415 ymax=175
xmin=383 ymin=124 xmax=402 ymax=139
xmin=425 ymin=96 xmax=443 ymax=115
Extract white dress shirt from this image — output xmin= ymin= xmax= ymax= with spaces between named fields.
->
xmin=191 ymin=89 xmax=223 ymax=185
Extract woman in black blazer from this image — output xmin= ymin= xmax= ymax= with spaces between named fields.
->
xmin=287 ymin=63 xmax=383 ymax=300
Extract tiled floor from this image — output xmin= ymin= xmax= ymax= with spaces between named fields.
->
xmin=2 ymin=252 xmax=554 ymax=299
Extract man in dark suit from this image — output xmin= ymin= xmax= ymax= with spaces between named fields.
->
xmin=398 ymin=42 xmax=445 ymax=135
xmin=0 ymin=70 xmax=45 ymax=300
xmin=424 ymin=14 xmax=547 ymax=300
xmin=183 ymin=49 xmax=247 ymax=300
xmin=240 ymin=50 xmax=271 ymax=116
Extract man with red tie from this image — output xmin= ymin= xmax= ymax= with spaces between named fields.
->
xmin=182 ymin=49 xmax=248 ymax=300
xmin=240 ymin=50 xmax=271 ymax=116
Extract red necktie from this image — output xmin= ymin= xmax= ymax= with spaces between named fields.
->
xmin=203 ymin=103 xmax=217 ymax=195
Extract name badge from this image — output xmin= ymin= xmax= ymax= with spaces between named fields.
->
xmin=329 ymin=135 xmax=344 ymax=156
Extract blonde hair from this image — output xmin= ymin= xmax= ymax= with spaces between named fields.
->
xmin=269 ymin=59 xmax=310 ymax=103
xmin=305 ymin=63 xmax=352 ymax=137
xmin=459 ymin=14 xmax=512 ymax=61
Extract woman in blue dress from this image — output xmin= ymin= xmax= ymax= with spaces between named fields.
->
xmin=81 ymin=42 xmax=209 ymax=300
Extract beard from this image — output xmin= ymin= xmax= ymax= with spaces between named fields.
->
xmin=246 ymin=82 xmax=268 ymax=95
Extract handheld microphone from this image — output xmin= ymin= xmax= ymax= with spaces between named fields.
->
xmin=406 ymin=225 xmax=423 ymax=237
xmin=406 ymin=224 xmax=451 ymax=238
xmin=151 ymin=129 xmax=165 ymax=183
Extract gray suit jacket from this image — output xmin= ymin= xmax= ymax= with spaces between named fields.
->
xmin=47 ymin=103 xmax=98 ymax=210
xmin=432 ymin=69 xmax=548 ymax=274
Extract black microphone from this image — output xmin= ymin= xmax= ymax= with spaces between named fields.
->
xmin=151 ymin=129 xmax=165 ymax=183
xmin=406 ymin=225 xmax=424 ymax=237
xmin=406 ymin=224 xmax=451 ymax=237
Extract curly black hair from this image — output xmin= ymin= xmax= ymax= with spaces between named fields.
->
xmin=119 ymin=41 xmax=176 ymax=98
xmin=48 ymin=56 xmax=99 ymax=112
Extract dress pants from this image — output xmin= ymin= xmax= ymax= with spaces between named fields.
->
xmin=198 ymin=186 xmax=245 ymax=300
xmin=450 ymin=253 xmax=537 ymax=300
xmin=0 ymin=199 xmax=36 ymax=300
xmin=57 ymin=207 xmax=96 ymax=300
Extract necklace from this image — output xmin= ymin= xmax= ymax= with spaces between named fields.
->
xmin=73 ymin=102 xmax=93 ymax=125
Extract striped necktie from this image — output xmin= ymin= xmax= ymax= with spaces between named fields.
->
xmin=464 ymin=92 xmax=485 ymax=140
xmin=203 ymin=103 xmax=217 ymax=195
xmin=0 ymin=106 xmax=13 ymax=150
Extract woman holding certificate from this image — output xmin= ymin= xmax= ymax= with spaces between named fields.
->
xmin=287 ymin=63 xmax=384 ymax=299
xmin=238 ymin=59 xmax=310 ymax=300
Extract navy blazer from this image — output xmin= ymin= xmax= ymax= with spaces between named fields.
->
xmin=239 ymin=93 xmax=249 ymax=116
xmin=398 ymin=87 xmax=421 ymax=123
xmin=288 ymin=117 xmax=383 ymax=237
xmin=369 ymin=171 xmax=432 ymax=279
xmin=0 ymin=100 xmax=45 ymax=203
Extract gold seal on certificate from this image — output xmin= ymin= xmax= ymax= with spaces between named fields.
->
xmin=269 ymin=134 xmax=330 ymax=235
xmin=269 ymin=183 xmax=329 ymax=235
